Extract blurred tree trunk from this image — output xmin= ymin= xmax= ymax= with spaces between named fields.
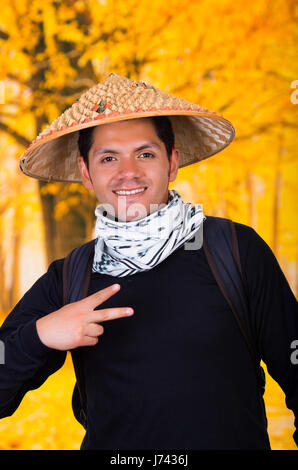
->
xmin=38 ymin=180 xmax=57 ymax=265
xmin=55 ymin=203 xmax=90 ymax=261
xmin=38 ymin=180 xmax=94 ymax=265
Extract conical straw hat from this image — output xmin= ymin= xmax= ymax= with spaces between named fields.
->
xmin=19 ymin=73 xmax=235 ymax=183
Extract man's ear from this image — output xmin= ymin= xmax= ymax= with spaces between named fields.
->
xmin=168 ymin=149 xmax=180 ymax=182
xmin=77 ymin=156 xmax=93 ymax=190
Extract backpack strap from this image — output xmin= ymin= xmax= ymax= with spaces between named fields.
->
xmin=203 ymin=216 xmax=265 ymax=394
xmin=62 ymin=239 xmax=95 ymax=429
xmin=62 ymin=239 xmax=95 ymax=305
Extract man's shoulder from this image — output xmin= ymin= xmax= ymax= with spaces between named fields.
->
xmin=204 ymin=215 xmax=256 ymax=241
xmin=47 ymin=257 xmax=65 ymax=274
xmin=204 ymin=215 xmax=270 ymax=265
xmin=62 ymin=239 xmax=96 ymax=257
xmin=205 ymin=215 xmax=252 ymax=228
xmin=51 ymin=239 xmax=96 ymax=265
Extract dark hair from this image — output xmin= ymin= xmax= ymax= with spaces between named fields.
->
xmin=78 ymin=116 xmax=175 ymax=169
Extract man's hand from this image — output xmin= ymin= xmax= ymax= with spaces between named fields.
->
xmin=36 ymin=284 xmax=133 ymax=350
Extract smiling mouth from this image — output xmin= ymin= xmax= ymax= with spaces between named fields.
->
xmin=112 ymin=187 xmax=147 ymax=196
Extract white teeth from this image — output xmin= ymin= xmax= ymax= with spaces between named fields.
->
xmin=115 ymin=187 xmax=146 ymax=195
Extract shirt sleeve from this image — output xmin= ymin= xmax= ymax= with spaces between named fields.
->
xmin=236 ymin=222 xmax=298 ymax=446
xmin=0 ymin=259 xmax=67 ymax=418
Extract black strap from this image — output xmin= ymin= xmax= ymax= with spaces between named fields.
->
xmin=229 ymin=219 xmax=243 ymax=279
xmin=203 ymin=233 xmax=258 ymax=368
xmin=62 ymin=248 xmax=73 ymax=306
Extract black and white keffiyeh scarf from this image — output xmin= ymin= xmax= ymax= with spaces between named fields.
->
xmin=92 ymin=189 xmax=205 ymax=277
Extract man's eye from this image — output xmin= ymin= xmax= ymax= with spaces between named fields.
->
xmin=140 ymin=152 xmax=154 ymax=158
xmin=101 ymin=156 xmax=115 ymax=163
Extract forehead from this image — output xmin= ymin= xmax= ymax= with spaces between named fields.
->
xmin=92 ymin=117 xmax=159 ymax=141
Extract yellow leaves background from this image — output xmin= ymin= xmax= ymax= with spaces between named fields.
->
xmin=0 ymin=0 xmax=297 ymax=450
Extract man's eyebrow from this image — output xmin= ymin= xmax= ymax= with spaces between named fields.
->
xmin=93 ymin=147 xmax=119 ymax=157
xmin=92 ymin=141 xmax=161 ymax=157
xmin=134 ymin=142 xmax=161 ymax=152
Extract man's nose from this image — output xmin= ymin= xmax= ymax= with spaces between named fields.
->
xmin=117 ymin=157 xmax=144 ymax=177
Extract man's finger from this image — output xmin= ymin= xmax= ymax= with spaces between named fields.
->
xmin=84 ymin=323 xmax=104 ymax=338
xmin=88 ymin=307 xmax=134 ymax=323
xmin=79 ymin=336 xmax=99 ymax=347
xmin=79 ymin=284 xmax=121 ymax=310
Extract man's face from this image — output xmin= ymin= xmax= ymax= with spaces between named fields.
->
xmin=77 ymin=118 xmax=180 ymax=222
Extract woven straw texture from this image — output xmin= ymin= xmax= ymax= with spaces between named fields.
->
xmin=19 ymin=73 xmax=235 ymax=182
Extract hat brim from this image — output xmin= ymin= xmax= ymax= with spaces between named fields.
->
xmin=19 ymin=110 xmax=235 ymax=183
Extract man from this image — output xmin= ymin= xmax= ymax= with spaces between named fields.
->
xmin=0 ymin=74 xmax=297 ymax=450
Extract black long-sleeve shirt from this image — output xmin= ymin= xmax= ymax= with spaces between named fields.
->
xmin=0 ymin=221 xmax=297 ymax=449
